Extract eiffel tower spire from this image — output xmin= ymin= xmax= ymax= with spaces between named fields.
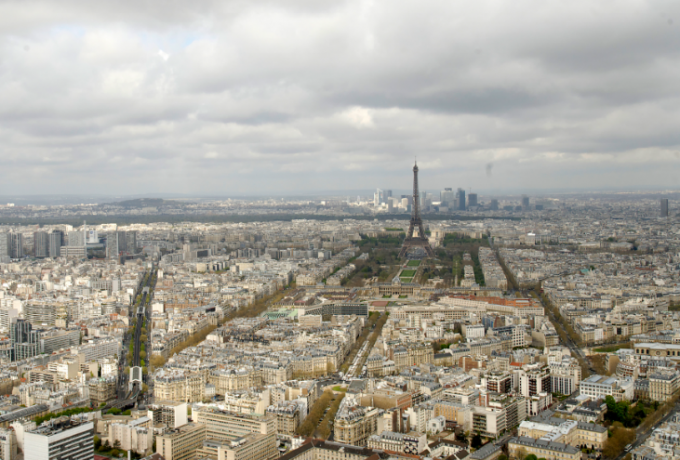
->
xmin=399 ymin=162 xmax=434 ymax=258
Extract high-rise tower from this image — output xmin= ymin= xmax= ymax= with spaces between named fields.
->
xmin=399 ymin=162 xmax=434 ymax=258
xmin=34 ymin=231 xmax=49 ymax=258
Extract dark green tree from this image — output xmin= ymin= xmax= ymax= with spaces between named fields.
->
xmin=471 ymin=433 xmax=483 ymax=449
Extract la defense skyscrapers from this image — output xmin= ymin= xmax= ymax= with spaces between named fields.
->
xmin=33 ymin=232 xmax=49 ymax=258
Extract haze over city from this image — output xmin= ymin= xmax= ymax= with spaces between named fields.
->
xmin=1 ymin=1 xmax=680 ymax=196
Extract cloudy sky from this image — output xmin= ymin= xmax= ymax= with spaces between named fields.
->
xmin=1 ymin=0 xmax=680 ymax=196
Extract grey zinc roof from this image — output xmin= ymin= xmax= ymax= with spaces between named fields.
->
xmin=510 ymin=436 xmax=580 ymax=454
xmin=470 ymin=442 xmax=502 ymax=460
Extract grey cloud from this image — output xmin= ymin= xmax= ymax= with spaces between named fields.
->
xmin=0 ymin=0 xmax=680 ymax=195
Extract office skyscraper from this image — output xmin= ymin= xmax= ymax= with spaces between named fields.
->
xmin=374 ymin=189 xmax=384 ymax=207
xmin=10 ymin=233 xmax=23 ymax=258
xmin=34 ymin=232 xmax=49 ymax=258
xmin=107 ymin=233 xmax=121 ymax=259
xmin=10 ymin=319 xmax=42 ymax=361
xmin=468 ymin=193 xmax=478 ymax=208
xmin=125 ymin=231 xmax=137 ymax=253
xmin=0 ymin=233 xmax=10 ymax=263
xmin=521 ymin=195 xmax=530 ymax=210
xmin=456 ymin=188 xmax=466 ymax=211
xmin=401 ymin=197 xmax=410 ymax=210
xmin=11 ymin=318 xmax=34 ymax=343
xmin=490 ymin=199 xmax=499 ymax=211
xmin=660 ymin=199 xmax=669 ymax=217
xmin=48 ymin=231 xmax=63 ymax=258
xmin=68 ymin=230 xmax=86 ymax=247
xmin=440 ymin=188 xmax=454 ymax=207
xmin=107 ymin=231 xmax=138 ymax=259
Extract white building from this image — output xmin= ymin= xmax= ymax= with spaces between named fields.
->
xmin=464 ymin=324 xmax=485 ymax=340
xmin=109 ymin=417 xmax=152 ymax=455
xmin=10 ymin=420 xmax=36 ymax=452
xmin=404 ymin=404 xmax=433 ymax=433
xmin=99 ymin=358 xmax=118 ymax=378
xmin=550 ymin=357 xmax=582 ymax=396
xmin=0 ymin=428 xmax=17 ymax=460
xmin=519 ymin=364 xmax=551 ymax=398
xmin=24 ymin=418 xmax=94 ymax=460
xmin=579 ymin=375 xmax=634 ymax=402
xmin=427 ymin=415 xmax=446 ymax=434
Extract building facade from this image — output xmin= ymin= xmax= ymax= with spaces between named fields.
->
xmin=24 ymin=418 xmax=93 ymax=460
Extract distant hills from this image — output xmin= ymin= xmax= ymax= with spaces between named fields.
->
xmin=107 ymin=198 xmax=179 ymax=208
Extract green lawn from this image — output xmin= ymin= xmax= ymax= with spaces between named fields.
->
xmin=332 ymin=386 xmax=347 ymax=392
xmin=593 ymin=343 xmax=632 ymax=353
xmin=407 ymin=260 xmax=421 ymax=267
xmin=400 ymin=269 xmax=416 ymax=277
xmin=400 ymin=277 xmax=413 ymax=283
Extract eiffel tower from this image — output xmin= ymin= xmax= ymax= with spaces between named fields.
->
xmin=399 ymin=162 xmax=434 ymax=258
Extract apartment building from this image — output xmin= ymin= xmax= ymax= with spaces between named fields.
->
xmin=464 ymin=324 xmax=485 ymax=339
xmin=0 ymin=428 xmax=17 ymax=460
xmin=109 ymin=417 xmax=153 ymax=455
xmin=366 ymin=354 xmax=396 ymax=378
xmin=491 ymin=325 xmax=527 ymax=348
xmin=472 ymin=405 xmax=507 ymax=438
xmin=549 ymin=358 xmax=582 ymax=396
xmin=278 ymin=439 xmax=382 ymax=460
xmin=76 ymin=338 xmax=121 ymax=362
xmin=154 ymin=369 xmax=205 ymax=403
xmin=580 ymin=375 xmax=634 ymax=402
xmin=484 ymin=372 xmax=513 ymax=394
xmin=508 ymin=436 xmax=581 ymax=460
xmin=519 ymin=364 xmax=551 ymax=397
xmin=266 ymin=401 xmax=301 ymax=435
xmin=156 ymin=423 xmax=207 ymax=460
xmin=648 ymin=369 xmax=680 ymax=402
xmin=519 ymin=416 xmax=608 ymax=450
xmin=209 ymin=368 xmax=263 ymax=394
xmin=487 ymin=394 xmax=527 ymax=431
xmin=148 ymin=401 xmax=188 ymax=429
xmin=24 ymin=418 xmax=94 ymax=460
xmin=404 ymin=403 xmax=434 ymax=433
xmin=367 ymin=431 xmax=427 ymax=456
xmin=198 ymin=432 xmax=278 ymax=460
xmin=40 ymin=329 xmax=80 ymax=354
xmin=334 ymin=402 xmax=380 ymax=447
xmin=390 ymin=343 xmax=434 ymax=372
xmin=88 ymin=376 xmax=117 ymax=406
xmin=193 ymin=407 xmax=276 ymax=446
xmin=434 ymin=400 xmax=472 ymax=431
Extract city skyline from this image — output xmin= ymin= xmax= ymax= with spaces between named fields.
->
xmin=3 ymin=2 xmax=680 ymax=459
xmin=1 ymin=1 xmax=680 ymax=195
